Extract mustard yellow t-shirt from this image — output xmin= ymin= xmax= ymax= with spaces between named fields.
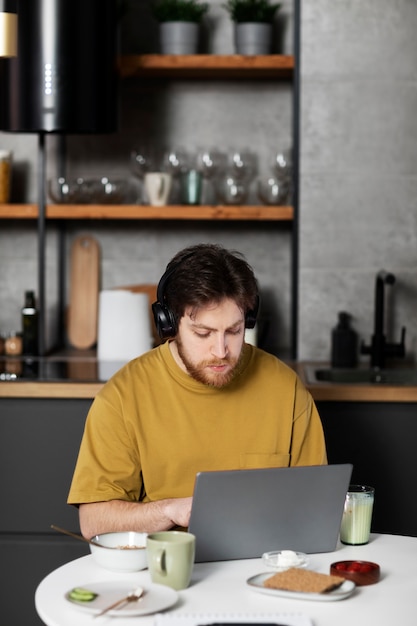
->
xmin=67 ymin=342 xmax=327 ymax=505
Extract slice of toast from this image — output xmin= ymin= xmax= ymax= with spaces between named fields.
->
xmin=263 ymin=567 xmax=345 ymax=594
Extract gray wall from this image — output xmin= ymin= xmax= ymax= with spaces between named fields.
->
xmin=1 ymin=0 xmax=416 ymax=362
xmin=299 ymin=0 xmax=417 ymax=362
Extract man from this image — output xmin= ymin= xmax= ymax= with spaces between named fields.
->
xmin=68 ymin=243 xmax=327 ymax=539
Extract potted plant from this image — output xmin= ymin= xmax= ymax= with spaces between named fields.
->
xmin=151 ymin=0 xmax=209 ymax=54
xmin=223 ymin=0 xmax=281 ymax=55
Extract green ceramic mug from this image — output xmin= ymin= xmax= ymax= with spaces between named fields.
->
xmin=146 ymin=531 xmax=196 ymax=590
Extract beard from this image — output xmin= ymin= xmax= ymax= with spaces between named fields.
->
xmin=176 ymin=338 xmax=244 ymax=388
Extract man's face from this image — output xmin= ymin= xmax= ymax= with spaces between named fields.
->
xmin=170 ymin=298 xmax=246 ymax=388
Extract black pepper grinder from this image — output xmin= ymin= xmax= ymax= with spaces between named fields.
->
xmin=22 ymin=290 xmax=38 ymax=355
xmin=331 ymin=311 xmax=358 ymax=368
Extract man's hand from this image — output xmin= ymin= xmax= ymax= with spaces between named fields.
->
xmin=164 ymin=496 xmax=193 ymax=528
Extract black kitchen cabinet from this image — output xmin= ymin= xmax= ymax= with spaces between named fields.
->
xmin=318 ymin=401 xmax=417 ymax=537
xmin=0 ymin=397 xmax=92 ymax=625
xmin=1 ymin=534 xmax=88 ymax=626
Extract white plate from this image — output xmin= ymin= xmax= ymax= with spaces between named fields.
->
xmin=65 ymin=581 xmax=178 ymax=616
xmin=246 ymin=572 xmax=356 ymax=602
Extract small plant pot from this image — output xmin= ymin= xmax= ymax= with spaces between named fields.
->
xmin=234 ymin=22 xmax=272 ymax=55
xmin=160 ymin=21 xmax=199 ymax=54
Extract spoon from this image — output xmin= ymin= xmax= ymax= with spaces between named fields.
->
xmin=51 ymin=524 xmax=146 ymax=550
xmin=51 ymin=524 xmax=101 ymax=547
xmin=94 ymin=586 xmax=145 ymax=618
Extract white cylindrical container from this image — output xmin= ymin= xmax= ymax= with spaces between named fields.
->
xmin=97 ymin=290 xmax=152 ymax=363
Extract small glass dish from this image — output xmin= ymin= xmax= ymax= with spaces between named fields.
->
xmin=262 ymin=550 xmax=309 ymax=571
xmin=48 ymin=177 xmax=84 ymax=203
xmin=48 ymin=176 xmax=141 ymax=204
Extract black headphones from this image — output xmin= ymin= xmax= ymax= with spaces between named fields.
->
xmin=152 ymin=253 xmax=259 ymax=340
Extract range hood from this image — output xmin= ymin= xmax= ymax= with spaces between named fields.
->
xmin=0 ymin=0 xmax=119 ymax=133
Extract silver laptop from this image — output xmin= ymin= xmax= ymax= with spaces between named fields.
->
xmin=188 ymin=463 xmax=353 ymax=562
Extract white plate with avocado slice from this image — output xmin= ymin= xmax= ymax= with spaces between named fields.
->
xmin=65 ymin=581 xmax=178 ymax=616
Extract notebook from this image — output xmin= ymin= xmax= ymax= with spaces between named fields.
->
xmin=188 ymin=463 xmax=352 ymax=562
xmin=155 ymin=613 xmax=312 ymax=626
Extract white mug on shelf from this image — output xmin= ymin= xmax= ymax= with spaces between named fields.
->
xmin=144 ymin=172 xmax=172 ymax=206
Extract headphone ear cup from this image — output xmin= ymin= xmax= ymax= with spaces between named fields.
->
xmin=245 ymin=294 xmax=260 ymax=329
xmin=245 ymin=309 xmax=257 ymax=329
xmin=152 ymin=302 xmax=177 ymax=339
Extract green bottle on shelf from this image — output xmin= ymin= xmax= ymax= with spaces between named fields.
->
xmin=22 ymin=290 xmax=38 ymax=355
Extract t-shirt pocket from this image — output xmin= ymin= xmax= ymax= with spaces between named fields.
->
xmin=240 ymin=453 xmax=290 ymax=469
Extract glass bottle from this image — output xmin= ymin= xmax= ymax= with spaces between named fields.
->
xmin=22 ymin=291 xmax=38 ymax=355
xmin=331 ymin=311 xmax=358 ymax=368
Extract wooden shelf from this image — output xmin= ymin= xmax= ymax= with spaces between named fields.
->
xmin=119 ymin=54 xmax=294 ymax=79
xmin=1 ymin=57 xmax=294 ymax=223
xmin=0 ymin=204 xmax=40 ymax=218
xmin=0 ymin=204 xmax=293 ymax=221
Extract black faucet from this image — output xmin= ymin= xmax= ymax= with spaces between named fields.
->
xmin=361 ymin=270 xmax=406 ymax=369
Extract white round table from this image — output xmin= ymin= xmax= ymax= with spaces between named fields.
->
xmin=35 ymin=534 xmax=416 ymax=626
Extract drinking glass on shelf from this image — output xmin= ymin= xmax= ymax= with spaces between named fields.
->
xmin=226 ymin=149 xmax=257 ymax=182
xmin=272 ymin=149 xmax=292 ymax=183
xmin=196 ymin=149 xmax=227 ymax=179
xmin=180 ymin=169 xmax=203 ymax=205
xmin=131 ymin=148 xmax=155 ymax=179
xmin=257 ymin=176 xmax=289 ymax=205
xmin=216 ymin=175 xmax=248 ymax=205
xmin=162 ymin=147 xmax=190 ymax=177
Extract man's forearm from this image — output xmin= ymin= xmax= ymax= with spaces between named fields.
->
xmin=79 ymin=497 xmax=192 ymax=538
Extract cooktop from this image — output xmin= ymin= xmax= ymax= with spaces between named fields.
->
xmin=0 ymin=357 xmax=125 ymax=382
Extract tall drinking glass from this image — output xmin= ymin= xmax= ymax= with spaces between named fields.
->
xmin=340 ymin=485 xmax=375 ymax=545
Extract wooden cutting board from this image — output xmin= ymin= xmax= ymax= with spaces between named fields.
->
xmin=67 ymin=235 xmax=100 ymax=349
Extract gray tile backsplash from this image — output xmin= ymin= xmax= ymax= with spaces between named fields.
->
xmin=1 ymin=0 xmax=417 ymax=362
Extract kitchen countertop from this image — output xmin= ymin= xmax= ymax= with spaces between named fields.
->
xmin=0 ymin=355 xmax=110 ymax=398
xmin=1 ymin=356 xmax=417 ymax=402
xmin=295 ymin=361 xmax=417 ymax=402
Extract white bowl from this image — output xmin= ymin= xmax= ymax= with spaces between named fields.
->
xmin=89 ymin=531 xmax=148 ymax=572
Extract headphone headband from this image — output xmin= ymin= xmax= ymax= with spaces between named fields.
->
xmin=156 ymin=251 xmax=195 ymax=307
xmin=152 ymin=252 xmax=259 ymax=339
